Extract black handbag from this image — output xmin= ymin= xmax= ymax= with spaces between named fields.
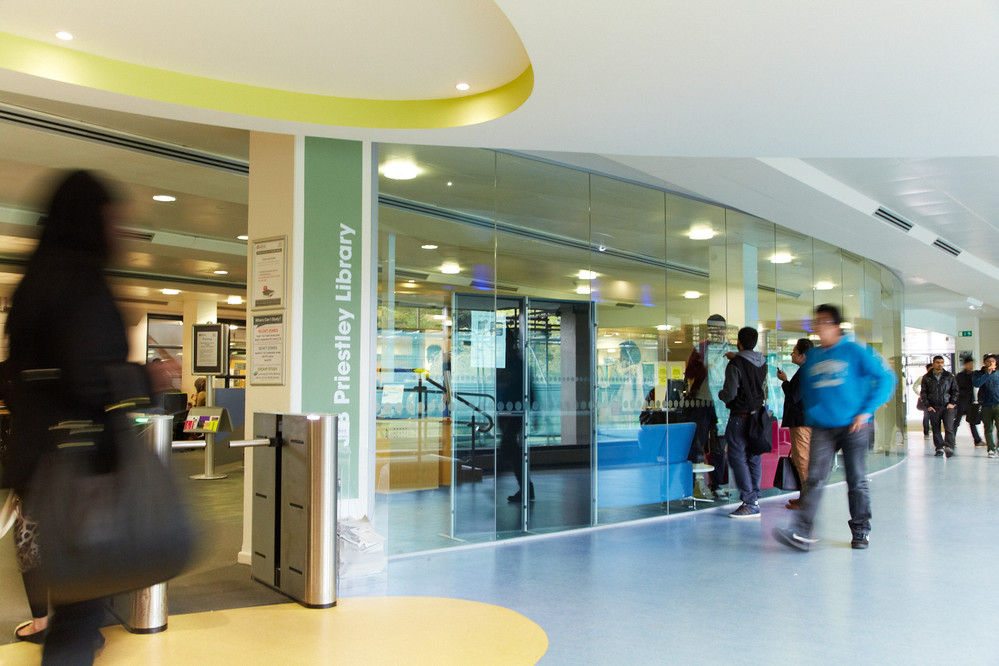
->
xmin=967 ymin=402 xmax=982 ymax=426
xmin=745 ymin=408 xmax=774 ymax=455
xmin=27 ymin=368 xmax=194 ymax=605
xmin=773 ymin=456 xmax=800 ymax=491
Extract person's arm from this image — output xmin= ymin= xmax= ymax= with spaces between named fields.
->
xmin=947 ymin=376 xmax=959 ymax=407
xmin=973 ymin=370 xmax=987 ymax=388
xmin=717 ymin=359 xmax=740 ymax=407
xmin=920 ymin=375 xmax=933 ymax=411
xmin=913 ymin=375 xmax=923 ymax=396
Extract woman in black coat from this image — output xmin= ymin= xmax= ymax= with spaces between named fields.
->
xmin=4 ymin=170 xmax=127 ymax=663
xmin=776 ymin=337 xmax=813 ymax=510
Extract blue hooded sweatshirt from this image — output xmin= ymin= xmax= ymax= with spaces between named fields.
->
xmin=799 ymin=335 xmax=896 ymax=428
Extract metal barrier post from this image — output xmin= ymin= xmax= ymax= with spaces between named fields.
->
xmin=109 ymin=413 xmax=172 ymax=633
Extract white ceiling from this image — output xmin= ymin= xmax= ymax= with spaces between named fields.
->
xmin=1 ymin=0 xmax=999 ymax=329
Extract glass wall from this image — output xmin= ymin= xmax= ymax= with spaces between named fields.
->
xmin=375 ymin=145 xmax=905 ymax=554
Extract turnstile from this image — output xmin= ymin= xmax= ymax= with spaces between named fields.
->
xmin=246 ymin=413 xmax=338 ymax=608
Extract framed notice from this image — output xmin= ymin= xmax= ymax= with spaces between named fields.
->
xmin=252 ymin=236 xmax=286 ymax=310
xmin=193 ymin=323 xmax=226 ymax=375
xmin=251 ymin=313 xmax=285 ymax=385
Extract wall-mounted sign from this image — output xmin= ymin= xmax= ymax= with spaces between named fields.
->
xmin=252 ymin=236 xmax=286 ymax=310
xmin=193 ymin=323 xmax=226 ymax=375
xmin=251 ymin=313 xmax=285 ymax=385
xmin=960 ymin=330 xmax=973 ymax=337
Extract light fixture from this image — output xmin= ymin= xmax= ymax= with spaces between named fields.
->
xmin=381 ymin=160 xmax=420 ymax=180
xmin=440 ymin=262 xmax=461 ymax=274
xmin=688 ymin=227 xmax=714 ymax=240
xmin=597 ymin=245 xmax=607 ymax=252
xmin=421 ymin=244 xmax=438 ymax=250
xmin=237 ymin=235 xmax=249 ymax=241
xmin=841 ymin=322 xmax=853 ymax=330
xmin=230 ymin=325 xmax=239 ymax=331
xmin=683 ymin=291 xmax=701 ymax=299
xmin=814 ymin=281 xmax=835 ymax=290
xmin=770 ymin=252 xmax=792 ymax=264
xmin=153 ymin=195 xmax=176 ymax=202
xmin=657 ymin=324 xmax=673 ymax=331
xmin=576 ymin=285 xmax=592 ymax=295
xmin=447 ymin=181 xmax=453 ymax=187
xmin=162 ymin=288 xmax=180 ymax=295
xmin=227 ymin=295 xmax=243 ymax=305
xmin=55 ymin=31 xmax=73 ymax=41
xmin=456 ymin=82 xmax=470 ymax=91
xmin=968 ymin=296 xmax=984 ymax=307
xmin=214 ymin=269 xmax=228 ymax=275
xmin=577 ymin=270 xmax=598 ymax=280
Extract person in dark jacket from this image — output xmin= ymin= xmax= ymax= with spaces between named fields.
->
xmin=718 ymin=327 xmax=768 ymax=518
xmin=4 ymin=170 xmax=126 ymax=663
xmin=954 ymin=356 xmax=983 ymax=446
xmin=776 ymin=337 xmax=813 ymax=509
xmin=921 ymin=355 xmax=959 ymax=457
xmin=973 ymin=354 xmax=999 ymax=458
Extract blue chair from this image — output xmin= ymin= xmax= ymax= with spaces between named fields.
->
xmin=597 ymin=422 xmax=696 ymax=508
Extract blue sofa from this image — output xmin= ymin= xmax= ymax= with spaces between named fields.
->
xmin=596 ymin=422 xmax=696 ymax=508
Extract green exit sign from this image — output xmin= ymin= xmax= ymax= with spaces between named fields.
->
xmin=960 ymin=330 xmax=973 ymax=337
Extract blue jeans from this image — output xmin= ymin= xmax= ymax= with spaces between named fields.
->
xmin=793 ymin=424 xmax=872 ymax=538
xmin=724 ymin=414 xmax=761 ymax=504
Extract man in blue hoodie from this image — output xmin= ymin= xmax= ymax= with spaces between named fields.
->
xmin=972 ymin=354 xmax=999 ymax=458
xmin=718 ymin=326 xmax=769 ymax=518
xmin=773 ymin=304 xmax=896 ymax=551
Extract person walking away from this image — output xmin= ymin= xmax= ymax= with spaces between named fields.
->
xmin=776 ymin=338 xmax=813 ymax=509
xmin=921 ymin=355 xmax=959 ymax=457
xmin=773 ymin=304 xmax=896 ymax=551
xmin=972 ymin=354 xmax=999 ymax=458
xmin=683 ymin=314 xmax=732 ymax=500
xmin=955 ymin=356 xmax=983 ymax=447
xmin=913 ymin=363 xmax=932 ymax=437
xmin=718 ymin=327 xmax=768 ymax=518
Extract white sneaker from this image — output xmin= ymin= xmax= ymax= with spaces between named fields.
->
xmin=989 ymin=451 xmax=996 ymax=459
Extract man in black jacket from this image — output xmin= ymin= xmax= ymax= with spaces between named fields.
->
xmin=955 ymin=356 xmax=983 ymax=446
xmin=921 ymin=355 xmax=959 ymax=457
xmin=718 ymin=327 xmax=768 ymax=518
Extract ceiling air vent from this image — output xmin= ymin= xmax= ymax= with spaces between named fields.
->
xmin=873 ymin=207 xmax=913 ymax=232
xmin=116 ymin=229 xmax=155 ymax=243
xmin=932 ymin=238 xmax=961 ymax=257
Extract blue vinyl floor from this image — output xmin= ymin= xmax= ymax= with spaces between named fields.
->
xmin=360 ymin=424 xmax=999 ymax=664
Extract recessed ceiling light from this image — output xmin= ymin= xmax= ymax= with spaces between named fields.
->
xmin=55 ymin=31 xmax=73 ymax=41
xmin=162 ymin=288 xmax=180 ymax=295
xmin=230 ymin=325 xmax=239 ymax=330
xmin=447 ymin=181 xmax=453 ymax=187
xmin=382 ymin=161 xmax=420 ymax=180
xmin=688 ymin=227 xmax=714 ymax=240
xmin=770 ymin=252 xmax=793 ymax=264
xmin=441 ymin=262 xmax=461 ymax=274
xmin=683 ymin=291 xmax=701 ymax=299
xmin=456 ymin=82 xmax=470 ymax=91
xmin=577 ymin=270 xmax=598 ymax=280
xmin=227 ymin=295 xmax=243 ymax=305
xmin=421 ymin=244 xmax=438 ymax=250
xmin=657 ymin=325 xmax=673 ymax=331
xmin=213 ymin=270 xmax=228 ymax=275
xmin=237 ymin=235 xmax=249 ymax=241
xmin=814 ymin=281 xmax=835 ymax=290
xmin=576 ymin=285 xmax=591 ymax=295
xmin=153 ymin=195 xmax=176 ymax=202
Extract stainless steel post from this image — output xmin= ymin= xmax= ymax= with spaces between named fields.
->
xmin=303 ymin=413 xmax=337 ymax=608
xmin=191 ymin=378 xmax=226 ymax=480
xmin=110 ymin=413 xmax=172 ymax=633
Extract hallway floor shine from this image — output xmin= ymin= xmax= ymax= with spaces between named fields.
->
xmin=3 ymin=425 xmax=997 ymax=664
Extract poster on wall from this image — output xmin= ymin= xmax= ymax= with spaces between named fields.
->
xmin=192 ymin=323 xmax=225 ymax=375
xmin=252 ymin=236 xmax=286 ymax=310
xmin=250 ymin=313 xmax=285 ymax=385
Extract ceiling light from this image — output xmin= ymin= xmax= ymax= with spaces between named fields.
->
xmin=657 ymin=325 xmax=673 ymax=331
xmin=688 ymin=227 xmax=714 ymax=240
xmin=153 ymin=195 xmax=176 ymax=202
xmin=227 ymin=295 xmax=243 ymax=305
xmin=814 ymin=281 xmax=835 ymax=290
xmin=841 ymin=322 xmax=853 ymax=329
xmin=162 ymin=288 xmax=180 ymax=295
xmin=214 ymin=270 xmax=229 ymax=275
xmin=597 ymin=245 xmax=607 ymax=252
xmin=684 ymin=291 xmax=701 ymax=299
xmin=968 ymin=296 xmax=984 ymax=307
xmin=576 ymin=285 xmax=592 ymax=295
xmin=447 ymin=181 xmax=453 ymax=187
xmin=440 ymin=262 xmax=460 ymax=274
xmin=55 ymin=31 xmax=73 ymax=41
xmin=456 ymin=82 xmax=470 ymax=91
xmin=421 ymin=244 xmax=438 ymax=250
xmin=578 ymin=270 xmax=598 ymax=280
xmin=382 ymin=161 xmax=420 ymax=180
xmin=237 ymin=235 xmax=249 ymax=241
xmin=770 ymin=252 xmax=792 ymax=264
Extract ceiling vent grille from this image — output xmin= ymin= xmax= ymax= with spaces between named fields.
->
xmin=932 ymin=238 xmax=962 ymax=257
xmin=116 ymin=229 xmax=155 ymax=243
xmin=873 ymin=207 xmax=913 ymax=232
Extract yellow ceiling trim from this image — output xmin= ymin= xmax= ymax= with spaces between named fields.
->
xmin=0 ymin=32 xmax=533 ymax=129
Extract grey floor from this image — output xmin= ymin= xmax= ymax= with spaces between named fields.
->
xmin=362 ymin=423 xmax=999 ymax=664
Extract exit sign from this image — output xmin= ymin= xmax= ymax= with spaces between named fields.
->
xmin=960 ymin=330 xmax=973 ymax=337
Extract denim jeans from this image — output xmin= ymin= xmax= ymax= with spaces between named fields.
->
xmin=981 ymin=405 xmax=999 ymax=453
xmin=926 ymin=406 xmax=956 ymax=451
xmin=724 ymin=414 xmax=761 ymax=504
xmin=792 ymin=424 xmax=871 ymax=538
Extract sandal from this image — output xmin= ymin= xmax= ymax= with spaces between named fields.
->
xmin=15 ymin=620 xmax=48 ymax=644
